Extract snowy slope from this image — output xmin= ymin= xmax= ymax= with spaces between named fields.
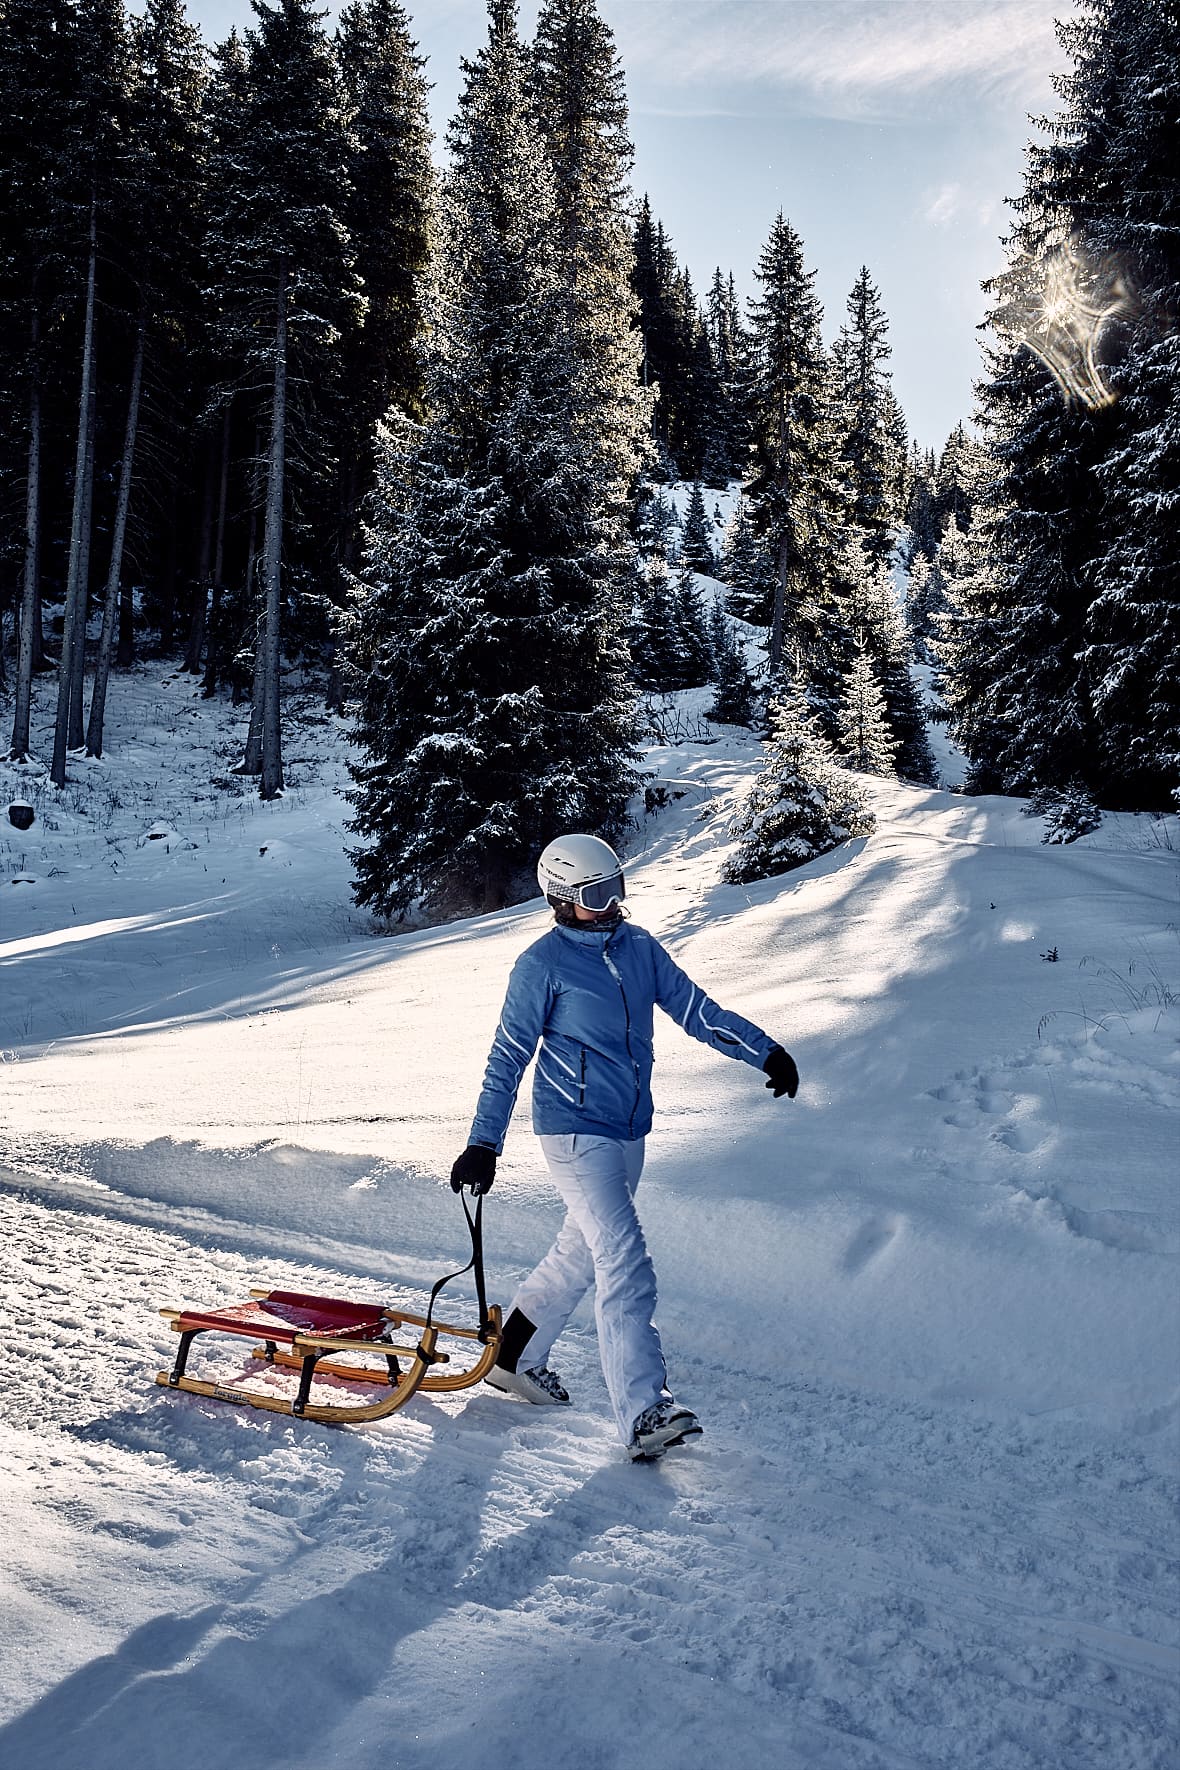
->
xmin=1 ymin=668 xmax=1178 ymax=1770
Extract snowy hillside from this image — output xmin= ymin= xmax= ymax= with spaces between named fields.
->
xmin=1 ymin=668 xmax=1178 ymax=1770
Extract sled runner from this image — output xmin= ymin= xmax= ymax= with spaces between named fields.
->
xmin=156 ymin=1192 xmax=501 ymax=1426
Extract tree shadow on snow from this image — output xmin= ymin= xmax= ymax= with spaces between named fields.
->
xmin=0 ymin=1391 xmax=679 ymax=1770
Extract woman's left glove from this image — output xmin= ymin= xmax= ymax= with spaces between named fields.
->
xmin=763 ymin=1046 xmax=799 ymax=1099
xmin=450 ymin=1144 xmax=497 ymax=1194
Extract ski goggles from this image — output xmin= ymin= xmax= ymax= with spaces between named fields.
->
xmin=574 ymin=872 xmax=626 ymax=912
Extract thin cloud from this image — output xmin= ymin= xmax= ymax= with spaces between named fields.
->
xmin=608 ymin=1 xmax=1071 ymax=118
xmin=923 ymin=181 xmax=1005 ymax=229
xmin=925 ymin=182 xmax=965 ymax=226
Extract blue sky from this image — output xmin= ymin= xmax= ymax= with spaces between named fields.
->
xmin=187 ymin=0 xmax=1078 ymax=453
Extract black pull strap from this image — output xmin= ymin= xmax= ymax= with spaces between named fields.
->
xmin=423 ymin=1189 xmax=492 ymax=1341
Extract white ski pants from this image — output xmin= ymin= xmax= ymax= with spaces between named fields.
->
xmin=510 ymin=1133 xmax=671 ymax=1443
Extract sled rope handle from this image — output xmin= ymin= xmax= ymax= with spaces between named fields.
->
xmin=423 ymin=1188 xmax=493 ymax=1342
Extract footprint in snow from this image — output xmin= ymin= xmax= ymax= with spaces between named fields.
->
xmin=842 ymin=1215 xmax=901 ymax=1276
xmin=996 ymin=1120 xmax=1049 ymax=1155
xmin=976 ymin=1090 xmax=1014 ymax=1115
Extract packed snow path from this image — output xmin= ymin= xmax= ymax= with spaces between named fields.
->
xmin=1 ymin=672 xmax=1177 ymax=1769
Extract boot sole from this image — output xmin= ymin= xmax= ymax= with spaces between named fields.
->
xmin=628 ymin=1419 xmax=703 ymax=1461
xmin=485 ymin=1371 xmax=571 ymax=1406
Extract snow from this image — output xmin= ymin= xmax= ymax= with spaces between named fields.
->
xmin=1 ymin=665 xmax=1178 ymax=1770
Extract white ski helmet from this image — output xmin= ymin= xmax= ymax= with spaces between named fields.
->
xmin=537 ymin=833 xmax=626 ymax=912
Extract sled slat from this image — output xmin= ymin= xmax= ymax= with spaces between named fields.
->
xmin=153 ymin=1325 xmax=439 ymax=1424
xmin=253 ymin=1305 xmax=502 ymax=1393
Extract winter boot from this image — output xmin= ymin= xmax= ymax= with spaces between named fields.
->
xmin=485 ymin=1365 xmax=571 ymax=1405
xmin=628 ymin=1401 xmax=702 ymax=1460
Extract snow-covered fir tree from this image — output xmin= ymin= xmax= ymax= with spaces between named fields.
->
xmin=720 ymin=495 xmax=775 ymax=627
xmin=346 ymin=0 xmax=638 ymax=918
xmin=932 ymin=444 xmax=1021 ymax=793
xmin=744 ymin=213 xmax=843 ymax=682
xmin=706 ymin=602 xmax=757 ymax=727
xmin=633 ymin=481 xmax=678 ymax=562
xmin=832 ymin=265 xmax=898 ymax=564
xmin=629 ymin=558 xmax=711 ymax=692
xmin=629 ymin=557 xmax=682 ymax=691
xmin=838 ymin=638 xmax=898 ymax=774
xmin=532 ymin=0 xmax=650 ymax=541
xmin=704 ymin=266 xmax=748 ymax=479
xmin=631 ymin=199 xmax=727 ymax=481
xmin=1078 ymin=0 xmax=1180 ymax=808
xmin=943 ymin=0 xmax=1180 ymax=809
xmin=672 ymin=565 xmax=713 ymax=687
xmin=724 ymin=682 xmax=874 ymax=884
xmin=905 ymin=553 xmax=950 ymax=664
xmin=333 ymin=0 xmax=434 ymax=570
xmin=844 ymin=537 xmax=936 ymax=783
xmin=679 ymin=480 xmax=717 ymax=575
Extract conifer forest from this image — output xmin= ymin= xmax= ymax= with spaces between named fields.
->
xmin=1 ymin=0 xmax=1177 ymax=917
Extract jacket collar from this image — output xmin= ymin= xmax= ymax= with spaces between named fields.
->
xmin=553 ymin=919 xmax=628 ymax=948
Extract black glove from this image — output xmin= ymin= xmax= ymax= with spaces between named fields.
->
xmin=762 ymin=1045 xmax=799 ymax=1100
xmin=450 ymin=1143 xmax=497 ymax=1195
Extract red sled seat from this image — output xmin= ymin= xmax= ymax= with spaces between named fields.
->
xmin=173 ymin=1289 xmax=391 ymax=1344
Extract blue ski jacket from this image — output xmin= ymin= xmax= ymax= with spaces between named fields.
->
xmin=468 ymin=920 xmax=777 ymax=1150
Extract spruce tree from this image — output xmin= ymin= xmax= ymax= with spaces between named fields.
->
xmin=333 ymin=0 xmax=433 ymax=574
xmin=725 ymin=683 xmax=874 ymax=883
xmin=346 ymin=0 xmax=638 ymax=918
xmin=951 ymin=0 xmax=1153 ymax=805
xmin=532 ymin=0 xmax=649 ymax=535
xmin=1080 ymin=0 xmax=1180 ymax=807
xmin=629 ymin=557 xmax=682 ymax=692
xmin=838 ymin=639 xmax=898 ymax=774
xmin=744 ymin=213 xmax=842 ymax=681
xmin=706 ymin=602 xmax=757 ymax=727
xmin=720 ymin=495 xmax=776 ymax=626
xmin=832 ymin=265 xmax=897 ymax=563
xmin=704 ymin=266 xmax=747 ymax=479
xmin=631 ymin=199 xmax=707 ymax=476
xmin=844 ymin=536 xmax=937 ymax=783
xmin=932 ymin=495 xmax=1011 ymax=794
xmin=672 ymin=565 xmax=713 ymax=687
xmin=905 ymin=553 xmax=950 ymax=663
xmin=679 ymin=480 xmax=716 ymax=575
xmin=902 ymin=443 xmax=940 ymax=566
xmin=633 ymin=481 xmax=678 ymax=563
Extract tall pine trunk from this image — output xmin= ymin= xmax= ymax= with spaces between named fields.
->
xmin=68 ymin=403 xmax=96 ymax=748
xmin=184 ymin=440 xmax=215 ymax=674
xmin=52 ymin=199 xmax=99 ymax=789
xmin=241 ymin=609 xmax=266 ymax=770
xmin=202 ymin=404 xmax=232 ymax=694
xmin=86 ymin=306 xmax=145 ymax=758
xmin=259 ymin=277 xmax=286 ymax=800
xmin=9 ymin=310 xmax=43 ymax=761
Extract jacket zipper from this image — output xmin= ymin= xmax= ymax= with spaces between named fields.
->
xmin=578 ymin=1047 xmax=586 ymax=1107
xmin=602 ymin=936 xmax=641 ymax=1137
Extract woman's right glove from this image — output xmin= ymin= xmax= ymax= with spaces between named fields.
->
xmin=450 ymin=1143 xmax=497 ymax=1195
xmin=762 ymin=1046 xmax=799 ymax=1099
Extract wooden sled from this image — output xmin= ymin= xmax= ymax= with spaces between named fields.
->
xmin=156 ymin=1192 xmax=500 ymax=1426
